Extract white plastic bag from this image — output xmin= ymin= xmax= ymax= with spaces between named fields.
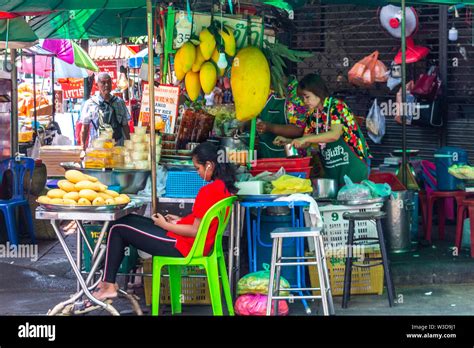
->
xmin=51 ymin=134 xmax=72 ymax=146
xmin=29 ymin=136 xmax=41 ymax=159
xmin=366 ymin=99 xmax=386 ymax=144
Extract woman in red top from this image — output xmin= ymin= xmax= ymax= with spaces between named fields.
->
xmin=91 ymin=142 xmax=237 ymax=302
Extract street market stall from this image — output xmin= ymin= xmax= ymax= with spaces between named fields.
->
xmin=2 ymin=0 xmax=474 ymax=318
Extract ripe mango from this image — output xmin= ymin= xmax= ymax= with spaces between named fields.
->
xmin=37 ymin=196 xmax=51 ymax=204
xmin=65 ymin=170 xmax=88 ymax=184
xmin=105 ymin=190 xmax=119 ymax=198
xmin=200 ymin=62 xmax=217 ymax=94
xmin=231 ymin=46 xmax=270 ymax=121
xmin=47 ymin=189 xmax=67 ymax=199
xmin=192 ymin=46 xmax=206 ymax=72
xmin=199 ymin=28 xmax=216 ymax=60
xmin=219 ymin=25 xmax=236 ymax=56
xmin=78 ymin=198 xmax=92 ymax=206
xmin=175 ymin=42 xmax=196 ymax=75
xmin=58 ymin=180 xmax=77 ymax=192
xmin=185 ymin=71 xmax=201 ymax=101
xmin=63 ymin=192 xmax=80 ymax=201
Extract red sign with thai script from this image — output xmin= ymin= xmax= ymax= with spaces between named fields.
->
xmin=59 ymin=78 xmax=84 ymax=99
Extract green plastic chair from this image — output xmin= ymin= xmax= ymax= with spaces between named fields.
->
xmin=151 ymin=195 xmax=237 ymax=316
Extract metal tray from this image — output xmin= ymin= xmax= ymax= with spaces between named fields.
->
xmin=335 ymin=197 xmax=387 ymax=206
xmin=37 ymin=201 xmax=128 ymax=212
xmin=238 ymin=194 xmax=289 ymax=201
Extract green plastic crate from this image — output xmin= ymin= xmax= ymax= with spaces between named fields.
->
xmin=82 ymin=224 xmax=138 ymax=274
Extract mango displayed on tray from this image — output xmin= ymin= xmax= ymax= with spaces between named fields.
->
xmin=37 ymin=170 xmax=130 ymax=207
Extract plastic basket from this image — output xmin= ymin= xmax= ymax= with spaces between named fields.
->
xmin=369 ymin=172 xmax=406 ymax=191
xmin=318 ymin=203 xmax=384 ymax=249
xmin=306 ymin=250 xmax=384 ymax=296
xmin=251 ymin=157 xmax=312 ymax=170
xmin=250 ymin=166 xmax=312 ymax=178
xmin=143 ymin=259 xmax=211 ymax=306
xmin=164 ymin=170 xmax=206 ymax=198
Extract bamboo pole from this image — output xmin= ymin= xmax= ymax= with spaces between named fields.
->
xmin=147 ymin=0 xmax=157 ymax=214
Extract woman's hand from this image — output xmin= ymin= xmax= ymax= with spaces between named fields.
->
xmin=151 ymin=213 xmax=168 ymax=228
xmin=273 ymin=136 xmax=291 ymax=146
xmin=256 ymin=120 xmax=272 ymax=134
xmin=291 ymin=137 xmax=309 ymax=149
xmin=164 ymin=214 xmax=180 ymax=223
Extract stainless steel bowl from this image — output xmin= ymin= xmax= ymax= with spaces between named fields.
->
xmin=312 ymin=178 xmax=338 ymax=199
xmin=61 ymin=162 xmax=150 ymax=194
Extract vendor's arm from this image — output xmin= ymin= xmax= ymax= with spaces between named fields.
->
xmin=291 ymin=124 xmax=343 ymax=148
xmin=151 ymin=213 xmax=200 ymax=237
xmin=81 ymin=124 xmax=90 ymax=151
xmin=257 ymin=120 xmax=304 ymax=138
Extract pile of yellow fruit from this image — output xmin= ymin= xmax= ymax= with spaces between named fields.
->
xmin=175 ymin=24 xmax=236 ymax=102
xmin=37 ymin=170 xmax=131 ymax=206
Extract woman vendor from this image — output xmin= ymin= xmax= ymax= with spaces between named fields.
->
xmin=263 ymin=73 xmax=371 ymax=186
xmin=88 ymin=142 xmax=237 ymax=302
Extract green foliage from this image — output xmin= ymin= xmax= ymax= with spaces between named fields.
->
xmin=263 ymin=40 xmax=313 ymax=97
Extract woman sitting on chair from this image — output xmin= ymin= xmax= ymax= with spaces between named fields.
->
xmin=91 ymin=142 xmax=238 ymax=302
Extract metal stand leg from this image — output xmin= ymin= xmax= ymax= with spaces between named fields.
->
xmin=318 ymin=235 xmax=335 ymax=315
xmin=47 ymin=220 xmax=119 ymax=316
xmin=314 ymin=235 xmax=329 ymax=316
xmin=376 ymin=219 xmax=395 ymax=306
xmin=274 ymin=237 xmax=283 ymax=316
xmin=266 ymin=237 xmax=278 ymax=316
xmin=228 ymin=205 xmax=235 ymax=297
xmin=342 ymin=219 xmax=355 ymax=309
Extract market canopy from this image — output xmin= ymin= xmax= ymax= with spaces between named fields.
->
xmin=128 ymin=48 xmax=160 ymax=69
xmin=0 ymin=17 xmax=38 ymax=48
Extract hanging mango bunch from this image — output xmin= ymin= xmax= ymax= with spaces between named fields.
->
xmin=174 ymin=20 xmax=236 ymax=102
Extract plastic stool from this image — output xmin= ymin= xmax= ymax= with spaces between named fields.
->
xmin=456 ymin=199 xmax=474 ymax=257
xmin=342 ymin=211 xmax=395 ymax=308
xmin=422 ymin=190 xmax=468 ymax=243
xmin=266 ymin=227 xmax=335 ymax=316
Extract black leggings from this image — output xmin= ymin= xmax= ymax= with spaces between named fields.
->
xmin=103 ymin=214 xmax=182 ymax=283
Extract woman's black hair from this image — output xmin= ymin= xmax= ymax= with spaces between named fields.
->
xmin=298 ymin=73 xmax=330 ymax=101
xmin=192 ymin=142 xmax=238 ymax=194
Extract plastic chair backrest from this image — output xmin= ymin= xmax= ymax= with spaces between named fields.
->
xmin=184 ymin=196 xmax=237 ymax=261
xmin=1 ymin=157 xmax=35 ymax=200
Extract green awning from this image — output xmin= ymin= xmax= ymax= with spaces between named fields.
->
xmin=29 ymin=8 xmax=147 ymax=39
xmin=0 ymin=17 xmax=38 ymax=48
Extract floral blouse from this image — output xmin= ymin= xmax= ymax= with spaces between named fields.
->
xmin=304 ymin=97 xmax=370 ymax=161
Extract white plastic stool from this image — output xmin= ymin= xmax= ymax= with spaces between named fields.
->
xmin=266 ymin=227 xmax=335 ymax=316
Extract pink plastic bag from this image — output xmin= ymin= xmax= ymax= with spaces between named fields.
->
xmin=234 ymin=294 xmax=289 ymax=316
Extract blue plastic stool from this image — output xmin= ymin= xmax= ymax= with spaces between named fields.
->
xmin=0 ymin=157 xmax=36 ymax=246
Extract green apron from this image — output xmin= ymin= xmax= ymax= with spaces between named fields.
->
xmin=319 ymin=98 xmax=369 ymax=186
xmin=258 ymin=95 xmax=287 ymax=158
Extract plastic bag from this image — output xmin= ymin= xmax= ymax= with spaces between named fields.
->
xmin=395 ymin=80 xmax=416 ymax=125
xmin=271 ymin=174 xmax=313 ymax=195
xmin=234 ymin=294 xmax=289 ymax=316
xmin=51 ymin=134 xmax=72 ymax=145
xmin=374 ymin=60 xmax=388 ymax=83
xmin=348 ymin=51 xmax=379 ymax=88
xmin=30 ymin=136 xmax=41 ymax=159
xmin=337 ymin=175 xmax=372 ymax=201
xmin=387 ymin=75 xmax=401 ymax=91
xmin=366 ymin=99 xmax=386 ymax=144
xmin=361 ymin=179 xmax=391 ymax=198
xmin=237 ymin=265 xmax=291 ymax=296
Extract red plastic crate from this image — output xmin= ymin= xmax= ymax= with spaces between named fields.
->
xmin=250 ymin=166 xmax=312 ymax=178
xmin=252 ymin=157 xmax=312 ymax=171
xmin=369 ymin=172 xmax=406 ymax=191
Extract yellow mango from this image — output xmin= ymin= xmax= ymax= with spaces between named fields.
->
xmin=175 ymin=62 xmax=186 ymax=81
xmin=58 ymin=180 xmax=77 ymax=192
xmin=185 ymin=71 xmax=201 ymax=101
xmin=75 ymin=180 xmax=96 ymax=191
xmin=96 ymin=183 xmax=108 ymax=192
xmin=84 ymin=174 xmax=98 ymax=182
xmin=192 ymin=46 xmax=206 ymax=72
xmin=114 ymin=196 xmax=129 ymax=205
xmin=47 ymin=189 xmax=67 ymax=199
xmin=37 ymin=196 xmax=51 ymax=204
xmin=92 ymin=197 xmax=106 ymax=206
xmin=199 ymin=28 xmax=216 ymax=60
xmin=219 ymin=25 xmax=236 ymax=56
xmin=105 ymin=190 xmax=119 ymax=198
xmin=50 ymin=198 xmax=64 ymax=205
xmin=63 ymin=192 xmax=80 ymax=201
xmin=231 ymin=46 xmax=270 ymax=121
xmin=63 ymin=198 xmax=77 ymax=206
xmin=78 ymin=198 xmax=92 ymax=206
xmin=200 ymin=62 xmax=217 ymax=94
xmin=65 ymin=170 xmax=88 ymax=184
xmin=79 ymin=189 xmax=98 ymax=202
xmin=119 ymin=194 xmax=131 ymax=203
xmin=211 ymin=48 xmax=219 ymax=65
xmin=98 ymin=192 xmax=113 ymax=200
xmin=105 ymin=198 xmax=116 ymax=205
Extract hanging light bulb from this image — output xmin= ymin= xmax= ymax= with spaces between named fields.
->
xmin=217 ymin=52 xmax=228 ymax=69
